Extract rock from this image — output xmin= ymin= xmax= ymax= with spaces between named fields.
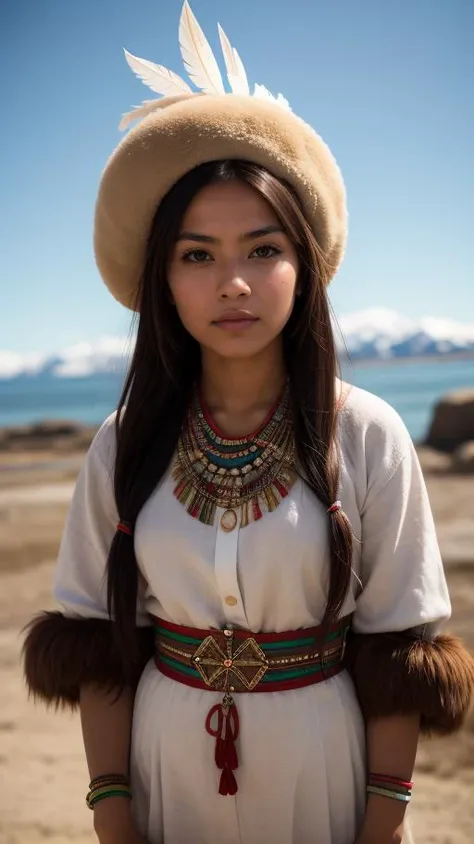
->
xmin=425 ymin=389 xmax=474 ymax=452
xmin=452 ymin=441 xmax=474 ymax=474
xmin=416 ymin=446 xmax=452 ymax=474
xmin=0 ymin=421 xmax=98 ymax=452
xmin=29 ymin=421 xmax=81 ymax=438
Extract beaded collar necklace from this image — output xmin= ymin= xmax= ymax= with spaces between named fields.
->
xmin=172 ymin=382 xmax=297 ymax=527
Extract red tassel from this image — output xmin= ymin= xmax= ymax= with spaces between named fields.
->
xmin=219 ymin=765 xmax=238 ymax=796
xmin=223 ymin=733 xmax=238 ymax=770
xmin=215 ymin=736 xmax=226 ymax=768
xmin=205 ymin=697 xmax=240 ymax=795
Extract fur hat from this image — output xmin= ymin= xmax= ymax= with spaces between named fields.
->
xmin=94 ymin=2 xmax=348 ymax=310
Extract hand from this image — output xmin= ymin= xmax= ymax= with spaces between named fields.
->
xmin=355 ymin=822 xmax=404 ymax=844
xmin=93 ymin=797 xmax=151 ymax=844
xmin=99 ymin=832 xmax=150 ymax=844
xmin=355 ymin=792 xmax=406 ymax=844
xmin=98 ymin=830 xmax=149 ymax=844
xmin=97 ymin=821 xmax=150 ymax=844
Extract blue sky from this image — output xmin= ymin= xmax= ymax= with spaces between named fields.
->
xmin=1 ymin=0 xmax=473 ymax=356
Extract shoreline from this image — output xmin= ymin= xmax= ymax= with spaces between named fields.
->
xmin=1 ymin=354 xmax=473 ymax=436
xmin=342 ymin=349 xmax=474 ymax=369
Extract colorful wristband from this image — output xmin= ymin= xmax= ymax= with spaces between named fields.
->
xmin=369 ymin=772 xmax=413 ymax=789
xmin=366 ymin=785 xmax=411 ymax=803
xmin=86 ymin=774 xmax=132 ymax=810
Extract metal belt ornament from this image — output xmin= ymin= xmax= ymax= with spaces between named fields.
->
xmin=153 ymin=615 xmax=350 ymax=796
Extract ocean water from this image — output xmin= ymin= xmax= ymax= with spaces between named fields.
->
xmin=0 ymin=357 xmax=472 ymax=443
xmin=346 ymin=357 xmax=473 ymax=440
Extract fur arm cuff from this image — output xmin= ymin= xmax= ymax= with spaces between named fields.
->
xmin=22 ymin=611 xmax=155 ymax=709
xmin=345 ymin=631 xmax=474 ymax=734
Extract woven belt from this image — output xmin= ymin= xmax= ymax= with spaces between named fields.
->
xmin=153 ymin=614 xmax=350 ymax=796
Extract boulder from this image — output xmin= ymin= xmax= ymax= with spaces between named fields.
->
xmin=29 ymin=421 xmax=81 ymax=438
xmin=425 ymin=389 xmax=474 ymax=452
xmin=416 ymin=446 xmax=452 ymax=474
xmin=452 ymin=441 xmax=474 ymax=474
xmin=0 ymin=421 xmax=98 ymax=452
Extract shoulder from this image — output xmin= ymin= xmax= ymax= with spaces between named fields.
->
xmin=64 ymin=412 xmax=119 ymax=521
xmin=87 ymin=410 xmax=119 ymax=475
xmin=336 ymin=379 xmax=413 ymax=480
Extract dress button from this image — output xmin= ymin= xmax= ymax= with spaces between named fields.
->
xmin=220 ymin=509 xmax=237 ymax=532
xmin=225 ymin=595 xmax=238 ymax=607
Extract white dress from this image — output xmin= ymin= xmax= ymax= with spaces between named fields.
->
xmin=53 ymin=384 xmax=451 ymax=844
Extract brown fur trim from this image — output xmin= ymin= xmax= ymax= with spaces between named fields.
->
xmin=22 ymin=611 xmax=155 ymax=710
xmin=345 ymin=631 xmax=474 ymax=735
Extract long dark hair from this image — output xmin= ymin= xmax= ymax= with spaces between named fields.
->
xmin=107 ymin=160 xmax=353 ymax=675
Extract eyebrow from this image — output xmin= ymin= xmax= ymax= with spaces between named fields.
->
xmin=176 ymin=225 xmax=285 ymax=243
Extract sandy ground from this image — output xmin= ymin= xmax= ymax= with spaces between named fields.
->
xmin=0 ymin=449 xmax=473 ymax=844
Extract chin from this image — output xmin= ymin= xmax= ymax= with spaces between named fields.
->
xmin=203 ymin=337 xmax=278 ymax=361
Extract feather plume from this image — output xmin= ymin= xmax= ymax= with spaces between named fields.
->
xmin=217 ymin=24 xmax=249 ymax=95
xmin=119 ymin=99 xmax=166 ymax=131
xmin=254 ymin=83 xmax=291 ymax=112
xmin=179 ymin=0 xmax=225 ymax=95
xmin=123 ymin=49 xmax=192 ymax=97
xmin=233 ymin=50 xmax=249 ymax=92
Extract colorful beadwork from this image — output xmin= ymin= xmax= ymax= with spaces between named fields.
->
xmin=173 ymin=382 xmax=297 ymax=527
xmin=153 ymin=614 xmax=350 ymax=796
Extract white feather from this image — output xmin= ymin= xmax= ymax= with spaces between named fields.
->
xmin=179 ymin=0 xmax=225 ymax=95
xmin=217 ymin=23 xmax=249 ymax=95
xmin=119 ymin=99 xmax=167 ymax=131
xmin=233 ymin=49 xmax=249 ymax=92
xmin=254 ymin=82 xmax=291 ymax=112
xmin=276 ymin=92 xmax=291 ymax=111
xmin=123 ymin=49 xmax=192 ymax=97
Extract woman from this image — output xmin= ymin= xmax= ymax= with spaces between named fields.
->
xmin=22 ymin=4 xmax=474 ymax=843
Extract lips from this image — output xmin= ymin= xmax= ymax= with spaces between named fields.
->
xmin=213 ymin=310 xmax=259 ymax=328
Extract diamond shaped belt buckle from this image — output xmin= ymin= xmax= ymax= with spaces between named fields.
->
xmin=192 ymin=633 xmax=268 ymax=691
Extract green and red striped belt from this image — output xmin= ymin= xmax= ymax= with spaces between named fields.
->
xmin=153 ymin=614 xmax=351 ymax=796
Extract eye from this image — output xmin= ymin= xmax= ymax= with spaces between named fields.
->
xmin=181 ymin=248 xmax=213 ymax=263
xmin=250 ymin=244 xmax=282 ymax=259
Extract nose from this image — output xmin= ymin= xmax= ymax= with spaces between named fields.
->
xmin=217 ymin=266 xmax=251 ymax=300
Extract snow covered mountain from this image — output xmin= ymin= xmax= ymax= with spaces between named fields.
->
xmin=1 ymin=310 xmax=474 ymax=380
xmin=0 ymin=337 xmax=132 ymax=381
xmin=334 ymin=309 xmax=474 ymax=360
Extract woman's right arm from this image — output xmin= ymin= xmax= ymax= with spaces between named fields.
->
xmin=80 ymin=683 xmax=139 ymax=843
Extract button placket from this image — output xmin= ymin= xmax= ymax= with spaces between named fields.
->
xmin=214 ymin=507 xmax=248 ymax=627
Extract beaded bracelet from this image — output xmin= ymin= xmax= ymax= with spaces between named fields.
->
xmin=367 ymin=772 xmax=413 ymax=804
xmin=370 ymin=773 xmax=413 ymax=789
xmin=86 ymin=773 xmax=132 ymax=810
xmin=89 ymin=773 xmax=130 ymax=788
xmin=366 ymin=785 xmax=411 ymax=803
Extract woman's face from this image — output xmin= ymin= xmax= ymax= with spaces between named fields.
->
xmin=168 ymin=180 xmax=299 ymax=360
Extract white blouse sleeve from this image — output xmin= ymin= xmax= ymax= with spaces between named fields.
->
xmin=52 ymin=413 xmax=150 ymax=626
xmin=351 ymin=403 xmax=451 ymax=637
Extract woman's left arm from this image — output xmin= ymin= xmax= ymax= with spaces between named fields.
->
xmin=356 ymin=714 xmax=420 ymax=844
xmin=343 ymin=399 xmax=474 ymax=843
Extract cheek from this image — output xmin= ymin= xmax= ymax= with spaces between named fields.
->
xmin=169 ymin=274 xmax=210 ymax=334
xmin=262 ymin=264 xmax=298 ymax=308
